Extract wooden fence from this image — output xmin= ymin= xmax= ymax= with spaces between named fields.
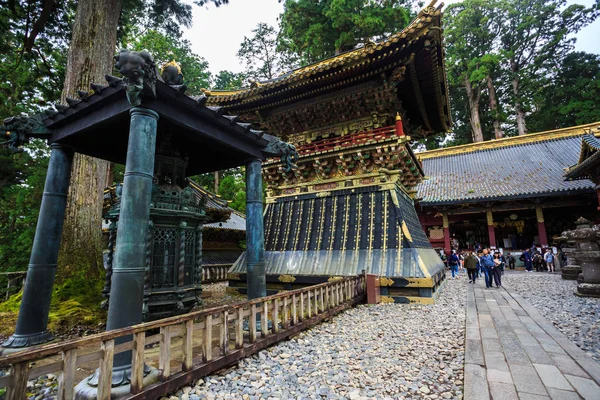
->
xmin=0 ymin=275 xmax=365 ymax=400
xmin=201 ymin=265 xmax=230 ymax=283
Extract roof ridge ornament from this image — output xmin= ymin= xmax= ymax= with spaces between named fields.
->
xmin=115 ymin=49 xmax=159 ymax=106
xmin=0 ymin=114 xmax=53 ymax=152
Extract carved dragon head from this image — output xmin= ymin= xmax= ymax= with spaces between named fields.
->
xmin=114 ymin=49 xmax=159 ymax=106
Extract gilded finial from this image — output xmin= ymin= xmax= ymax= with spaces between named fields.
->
xmin=161 ymin=59 xmax=182 ymax=75
xmin=200 ymin=88 xmax=212 ymax=96
xmin=396 ymin=112 xmax=402 ymax=121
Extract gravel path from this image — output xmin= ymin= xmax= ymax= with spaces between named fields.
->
xmin=169 ymin=274 xmax=466 ymax=400
xmin=502 ymin=271 xmax=600 ymax=362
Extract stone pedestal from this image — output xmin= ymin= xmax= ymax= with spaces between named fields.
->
xmin=563 ymin=218 xmax=600 ymax=298
xmin=561 ymin=265 xmax=582 ymax=280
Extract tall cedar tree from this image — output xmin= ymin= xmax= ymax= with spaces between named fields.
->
xmin=279 ymin=0 xmax=412 ymax=65
xmin=445 ymin=0 xmax=500 ymax=143
xmin=498 ymin=0 xmax=594 ymax=135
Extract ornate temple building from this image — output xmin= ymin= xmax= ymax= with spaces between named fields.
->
xmin=416 ymin=122 xmax=600 ymax=256
xmin=205 ymin=1 xmax=450 ymax=303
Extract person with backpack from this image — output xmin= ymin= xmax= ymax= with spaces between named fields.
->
xmin=448 ymin=250 xmax=460 ymax=279
xmin=533 ymin=252 xmax=544 ymax=272
xmin=464 ymin=251 xmax=478 ymax=283
xmin=544 ymin=249 xmax=555 ymax=272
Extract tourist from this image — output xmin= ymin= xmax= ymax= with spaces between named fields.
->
xmin=498 ymin=252 xmax=506 ymax=275
xmin=476 ymin=251 xmax=483 ymax=277
xmin=544 ymin=249 xmax=555 ymax=272
xmin=464 ymin=251 xmax=478 ymax=283
xmin=506 ymin=252 xmax=516 ymax=270
xmin=480 ymin=249 xmax=495 ymax=288
xmin=492 ymin=253 xmax=503 ymax=287
xmin=520 ymin=249 xmax=533 ymax=272
xmin=533 ymin=251 xmax=544 ymax=272
xmin=448 ymin=250 xmax=459 ymax=279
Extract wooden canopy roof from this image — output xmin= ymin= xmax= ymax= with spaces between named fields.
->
xmin=204 ymin=0 xmax=451 ymax=134
xmin=1 ymin=58 xmax=296 ymax=175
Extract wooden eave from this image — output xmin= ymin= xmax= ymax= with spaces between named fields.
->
xmin=42 ymin=80 xmax=274 ymax=174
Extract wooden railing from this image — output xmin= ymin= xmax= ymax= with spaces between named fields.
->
xmin=298 ymin=125 xmax=397 ymax=155
xmin=201 ymin=264 xmax=230 ymax=283
xmin=0 ymin=275 xmax=366 ymax=400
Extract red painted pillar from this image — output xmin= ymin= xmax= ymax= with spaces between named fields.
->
xmin=443 ymin=212 xmax=451 ymax=254
xmin=596 ymin=187 xmax=600 ymax=211
xmin=395 ymin=112 xmax=405 ymax=136
xmin=486 ymin=210 xmax=496 ymax=248
xmin=536 ymin=206 xmax=548 ymax=247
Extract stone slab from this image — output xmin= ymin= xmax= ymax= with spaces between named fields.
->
xmin=518 ymin=394 xmax=551 ymax=400
xmin=466 ymin=338 xmax=485 ymax=366
xmin=488 ymin=382 xmax=519 ymax=400
xmin=510 ymin=364 xmax=548 ymax=396
xmin=564 ymin=374 xmax=600 ymax=400
xmin=464 ymin=363 xmax=490 ymax=400
xmin=550 ymin=354 xmax=590 ymax=379
xmin=546 ymin=388 xmax=583 ymax=400
xmin=533 ymin=364 xmax=574 ymax=391
xmin=484 ymin=351 xmax=509 ymax=372
xmin=487 ymin=368 xmax=513 ymax=384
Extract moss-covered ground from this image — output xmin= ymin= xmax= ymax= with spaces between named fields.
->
xmin=0 ymin=270 xmax=106 ymax=337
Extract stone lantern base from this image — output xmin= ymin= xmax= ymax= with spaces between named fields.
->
xmin=575 ymin=283 xmax=600 ymax=298
xmin=561 ymin=265 xmax=582 ymax=280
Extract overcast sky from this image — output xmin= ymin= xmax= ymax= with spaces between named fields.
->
xmin=182 ymin=0 xmax=600 ymax=76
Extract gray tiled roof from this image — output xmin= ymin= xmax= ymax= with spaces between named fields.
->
xmin=416 ymin=135 xmax=595 ymax=205
xmin=205 ymin=210 xmax=246 ymax=231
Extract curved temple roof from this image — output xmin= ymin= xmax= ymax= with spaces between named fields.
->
xmin=204 ymin=0 xmax=451 ymax=134
xmin=416 ymin=123 xmax=600 ymax=206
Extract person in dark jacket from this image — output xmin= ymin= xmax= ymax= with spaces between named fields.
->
xmin=464 ymin=251 xmax=478 ymax=283
xmin=448 ymin=250 xmax=460 ymax=279
xmin=520 ymin=249 xmax=533 ymax=272
xmin=492 ymin=253 xmax=503 ymax=287
xmin=506 ymin=253 xmax=516 ymax=270
xmin=480 ymin=249 xmax=495 ymax=288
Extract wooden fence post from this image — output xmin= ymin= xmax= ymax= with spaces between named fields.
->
xmin=273 ymin=298 xmax=279 ymax=333
xmin=235 ymin=309 xmax=244 ymax=349
xmin=131 ymin=332 xmax=146 ymax=393
xmin=203 ymin=315 xmax=213 ymax=362
xmin=292 ymin=294 xmax=298 ymax=325
xmin=57 ymin=348 xmax=77 ymax=399
xmin=97 ymin=339 xmax=115 ymax=400
xmin=6 ymin=361 xmax=29 ymax=400
xmin=182 ymin=320 xmax=193 ymax=371
xmin=159 ymin=326 xmax=172 ymax=379
xmin=221 ymin=311 xmax=229 ymax=355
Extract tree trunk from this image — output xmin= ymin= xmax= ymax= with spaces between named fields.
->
xmin=57 ymin=0 xmax=122 ymax=281
xmin=486 ymin=75 xmax=504 ymax=139
xmin=214 ymin=171 xmax=219 ymax=194
xmin=465 ymin=77 xmax=484 ymax=143
xmin=511 ymin=61 xmax=527 ymax=135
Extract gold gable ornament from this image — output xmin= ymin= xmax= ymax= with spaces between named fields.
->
xmin=278 ymin=274 xmax=296 ymax=283
xmin=161 ymin=59 xmax=182 ymax=75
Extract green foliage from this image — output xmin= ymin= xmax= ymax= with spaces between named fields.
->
xmin=237 ymin=23 xmax=298 ymax=81
xmin=0 ymin=0 xmax=73 ymax=118
xmin=529 ymin=52 xmax=600 ymax=132
xmin=279 ymin=0 xmax=413 ymax=64
xmin=0 ymin=140 xmax=49 ymax=274
xmin=218 ymin=175 xmax=246 ymax=213
xmin=444 ymin=0 xmax=597 ymax=143
xmin=212 ymin=70 xmax=246 ymax=90
xmin=123 ymin=29 xmax=211 ymax=96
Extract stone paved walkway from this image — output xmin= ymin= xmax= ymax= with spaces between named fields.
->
xmin=464 ymin=279 xmax=600 ymax=400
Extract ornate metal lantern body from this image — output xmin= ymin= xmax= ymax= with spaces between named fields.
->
xmin=104 ymin=140 xmax=207 ymax=321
